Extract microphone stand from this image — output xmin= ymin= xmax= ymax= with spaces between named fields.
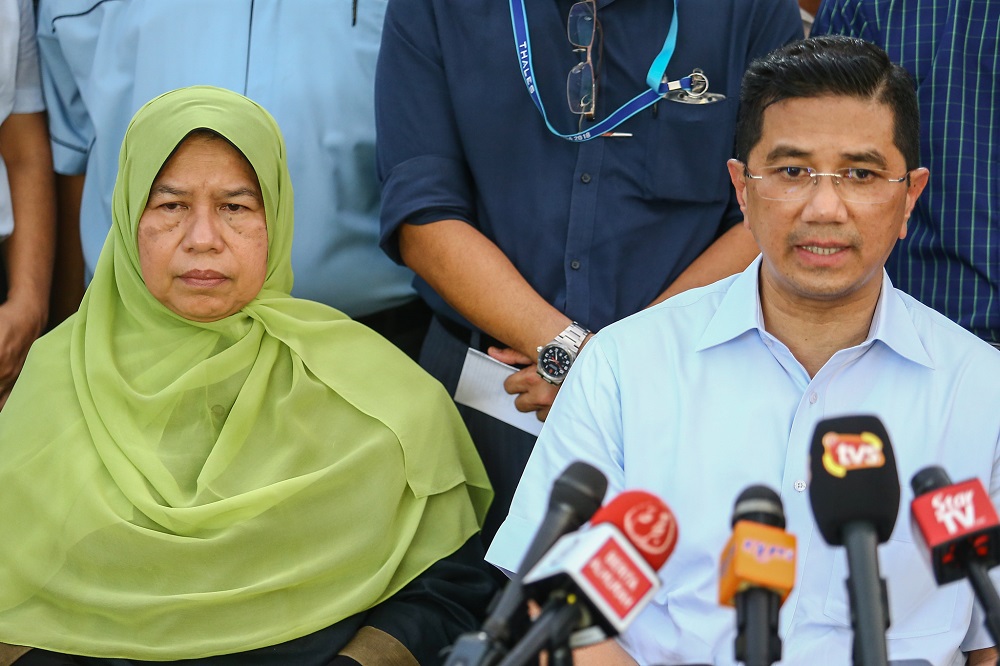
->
xmin=843 ymin=522 xmax=889 ymax=666
xmin=966 ymin=559 xmax=1000 ymax=644
xmin=734 ymin=586 xmax=781 ymax=666
xmin=497 ymin=599 xmax=584 ymax=666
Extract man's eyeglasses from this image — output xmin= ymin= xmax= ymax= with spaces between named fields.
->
xmin=567 ymin=0 xmax=600 ymax=119
xmin=742 ymin=164 xmax=910 ymax=204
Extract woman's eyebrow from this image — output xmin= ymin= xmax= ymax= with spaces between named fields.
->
xmin=224 ymin=187 xmax=261 ymax=200
xmin=148 ymin=184 xmax=188 ymax=198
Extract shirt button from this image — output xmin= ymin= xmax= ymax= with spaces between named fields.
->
xmin=580 ymin=173 xmax=592 ymax=183
xmin=794 ymin=480 xmax=807 ymax=492
xmin=570 ymin=260 xmax=581 ymax=270
xmin=808 ymin=392 xmax=818 ymax=404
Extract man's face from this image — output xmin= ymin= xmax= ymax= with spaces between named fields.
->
xmin=728 ymin=95 xmax=928 ymax=312
xmin=138 ymin=134 xmax=269 ymax=322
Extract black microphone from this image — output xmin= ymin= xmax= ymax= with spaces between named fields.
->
xmin=910 ymin=466 xmax=1000 ymax=643
xmin=719 ymin=486 xmax=796 ymax=666
xmin=809 ymin=415 xmax=900 ymax=666
xmin=497 ymin=490 xmax=678 ymax=666
xmin=444 ymin=461 xmax=608 ymax=666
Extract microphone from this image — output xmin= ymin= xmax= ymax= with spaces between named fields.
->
xmin=809 ymin=415 xmax=900 ymax=666
xmin=718 ymin=485 xmax=796 ymax=666
xmin=910 ymin=466 xmax=1000 ymax=643
xmin=445 ymin=461 xmax=608 ymax=666
xmin=498 ymin=490 xmax=678 ymax=666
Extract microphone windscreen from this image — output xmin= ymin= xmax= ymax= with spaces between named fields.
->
xmin=910 ymin=465 xmax=952 ymax=498
xmin=808 ymin=415 xmax=900 ymax=545
xmin=518 ymin=461 xmax=609 ymax=572
xmin=732 ymin=484 xmax=786 ymax=529
xmin=552 ymin=461 xmax=609 ymax=521
xmin=590 ymin=490 xmax=678 ymax=571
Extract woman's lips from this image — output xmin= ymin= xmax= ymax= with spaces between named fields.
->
xmin=179 ymin=270 xmax=227 ymax=287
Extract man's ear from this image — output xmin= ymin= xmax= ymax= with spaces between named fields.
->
xmin=899 ymin=167 xmax=930 ymax=240
xmin=727 ymin=159 xmax=750 ymax=227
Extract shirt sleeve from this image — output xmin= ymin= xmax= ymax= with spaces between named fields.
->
xmin=486 ymin=335 xmax=627 ymax=574
xmin=374 ymin=0 xmax=477 ymax=264
xmin=35 ymin=0 xmax=92 ymax=175
xmin=12 ymin=0 xmax=44 ymax=114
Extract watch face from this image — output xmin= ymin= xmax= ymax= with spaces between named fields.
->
xmin=539 ymin=345 xmax=573 ymax=380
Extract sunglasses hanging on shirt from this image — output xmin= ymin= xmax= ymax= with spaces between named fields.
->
xmin=510 ymin=0 xmax=717 ymax=142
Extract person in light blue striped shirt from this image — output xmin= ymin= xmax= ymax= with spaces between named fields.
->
xmin=812 ymin=0 xmax=1000 ymax=346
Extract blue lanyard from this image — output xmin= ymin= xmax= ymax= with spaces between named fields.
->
xmin=510 ymin=0 xmax=687 ymax=141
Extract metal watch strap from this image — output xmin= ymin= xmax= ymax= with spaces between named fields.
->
xmin=553 ymin=322 xmax=590 ymax=354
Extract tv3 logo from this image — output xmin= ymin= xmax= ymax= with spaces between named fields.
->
xmin=821 ymin=431 xmax=885 ymax=478
xmin=933 ymin=489 xmax=978 ymax=535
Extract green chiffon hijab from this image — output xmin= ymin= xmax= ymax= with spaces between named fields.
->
xmin=0 ymin=86 xmax=491 ymax=659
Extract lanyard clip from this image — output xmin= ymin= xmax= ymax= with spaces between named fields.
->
xmin=661 ymin=68 xmax=709 ymax=98
xmin=660 ymin=68 xmax=725 ymax=104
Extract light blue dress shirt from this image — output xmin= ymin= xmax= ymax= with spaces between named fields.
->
xmin=36 ymin=0 xmax=415 ymax=316
xmin=487 ymin=257 xmax=1000 ymax=665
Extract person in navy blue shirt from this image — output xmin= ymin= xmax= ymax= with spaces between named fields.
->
xmin=376 ymin=0 xmax=803 ymax=546
xmin=811 ymin=1 xmax=1000 ymax=347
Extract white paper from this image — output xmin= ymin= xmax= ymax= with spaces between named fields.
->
xmin=453 ymin=348 xmax=544 ymax=436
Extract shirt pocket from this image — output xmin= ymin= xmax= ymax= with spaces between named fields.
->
xmin=641 ymin=97 xmax=735 ymax=204
xmin=822 ymin=532 xmax=960 ymax=639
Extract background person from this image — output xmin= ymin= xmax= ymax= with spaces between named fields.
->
xmin=487 ymin=36 xmax=1000 ymax=665
xmin=375 ymin=0 xmax=803 ymax=546
xmin=812 ymin=0 xmax=1000 ymax=347
xmin=0 ymin=86 xmax=494 ymax=666
xmin=0 ymin=0 xmax=56 ymax=408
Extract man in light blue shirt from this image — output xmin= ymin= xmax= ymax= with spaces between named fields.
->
xmin=36 ymin=0 xmax=426 ymax=354
xmin=487 ymin=36 xmax=1000 ymax=665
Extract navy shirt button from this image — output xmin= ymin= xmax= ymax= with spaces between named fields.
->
xmin=580 ymin=173 xmax=592 ymax=184
xmin=570 ymin=260 xmax=581 ymax=270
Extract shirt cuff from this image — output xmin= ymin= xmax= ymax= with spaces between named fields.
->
xmin=338 ymin=626 xmax=419 ymax=666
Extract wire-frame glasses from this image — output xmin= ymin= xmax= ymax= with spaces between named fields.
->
xmin=742 ymin=164 xmax=911 ymax=204
xmin=567 ymin=0 xmax=600 ymax=119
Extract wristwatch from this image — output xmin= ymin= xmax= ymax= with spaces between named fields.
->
xmin=536 ymin=322 xmax=591 ymax=385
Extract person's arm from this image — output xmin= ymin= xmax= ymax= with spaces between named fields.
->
xmin=571 ymin=640 xmax=640 ymax=665
xmin=399 ymin=219 xmax=574 ymax=419
xmin=0 ymin=111 xmax=56 ymax=407
xmin=648 ymin=223 xmax=760 ymax=306
xmin=968 ymin=647 xmax=999 ymax=665
xmin=49 ymin=173 xmax=85 ymax=326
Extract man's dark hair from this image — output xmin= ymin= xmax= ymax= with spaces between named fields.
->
xmin=734 ymin=36 xmax=920 ymax=169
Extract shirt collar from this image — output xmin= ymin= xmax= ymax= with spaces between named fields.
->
xmin=696 ymin=256 xmax=765 ymax=351
xmin=696 ymin=256 xmax=934 ymax=369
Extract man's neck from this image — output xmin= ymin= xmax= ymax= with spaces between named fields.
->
xmin=759 ymin=278 xmax=881 ymax=378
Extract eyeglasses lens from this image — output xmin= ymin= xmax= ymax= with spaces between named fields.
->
xmin=567 ymin=2 xmax=596 ymax=47
xmin=750 ymin=167 xmax=908 ymax=204
xmin=566 ymin=1 xmax=597 ymax=117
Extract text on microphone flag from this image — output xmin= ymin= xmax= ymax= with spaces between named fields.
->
xmin=719 ymin=521 xmax=797 ymax=606
xmin=913 ymin=479 xmax=1000 ymax=544
xmin=821 ymin=430 xmax=886 ymax=478
xmin=582 ymin=537 xmax=655 ymax=619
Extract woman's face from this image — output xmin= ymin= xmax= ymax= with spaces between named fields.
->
xmin=138 ymin=134 xmax=268 ymax=322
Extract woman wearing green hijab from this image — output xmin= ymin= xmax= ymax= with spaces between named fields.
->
xmin=0 ymin=86 xmax=495 ymax=665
